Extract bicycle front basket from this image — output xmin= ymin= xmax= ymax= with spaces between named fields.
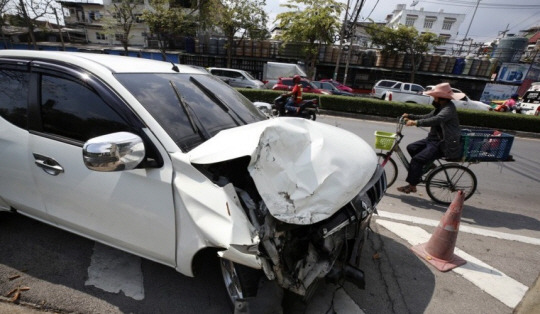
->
xmin=374 ymin=131 xmax=396 ymax=150
xmin=461 ymin=129 xmax=514 ymax=161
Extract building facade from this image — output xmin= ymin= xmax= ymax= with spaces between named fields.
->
xmin=59 ymin=0 xmax=151 ymax=47
xmin=385 ymin=4 xmax=465 ymax=55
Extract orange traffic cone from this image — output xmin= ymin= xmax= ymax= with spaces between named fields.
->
xmin=411 ymin=190 xmax=467 ymax=272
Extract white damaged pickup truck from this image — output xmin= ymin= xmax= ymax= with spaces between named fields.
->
xmin=0 ymin=51 xmax=386 ymax=306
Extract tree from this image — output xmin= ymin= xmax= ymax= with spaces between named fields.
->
xmin=0 ymin=0 xmax=11 ymax=48
xmin=366 ymin=23 xmax=443 ymax=82
xmin=212 ymin=0 xmax=268 ymax=68
xmin=15 ymin=0 xmax=58 ymax=49
xmin=142 ymin=0 xmax=197 ymax=60
xmin=108 ymin=0 xmax=142 ymax=54
xmin=276 ymin=0 xmax=343 ymax=78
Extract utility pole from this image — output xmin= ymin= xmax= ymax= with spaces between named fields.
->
xmin=343 ymin=0 xmax=365 ymax=85
xmin=458 ymin=0 xmax=480 ymax=56
xmin=54 ymin=8 xmax=65 ymax=51
xmin=333 ymin=0 xmax=351 ymax=81
xmin=498 ymin=24 xmax=510 ymax=38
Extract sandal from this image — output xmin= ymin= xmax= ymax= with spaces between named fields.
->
xmin=397 ymin=185 xmax=417 ymax=194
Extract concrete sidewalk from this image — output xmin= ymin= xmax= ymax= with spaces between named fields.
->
xmin=515 ymin=275 xmax=540 ymax=314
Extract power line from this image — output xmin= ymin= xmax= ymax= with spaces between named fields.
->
xmin=422 ymin=0 xmax=540 ymax=9
xmin=364 ymin=0 xmax=380 ymax=20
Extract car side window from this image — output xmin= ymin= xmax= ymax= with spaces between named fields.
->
xmin=322 ymin=83 xmax=332 ymax=89
xmin=300 ymin=81 xmax=310 ymax=88
xmin=393 ymin=83 xmax=402 ymax=89
xmin=40 ymin=74 xmax=131 ymax=142
xmin=283 ymin=79 xmax=293 ymax=86
xmin=0 ymin=69 xmax=29 ymax=129
xmin=411 ymin=84 xmax=424 ymax=93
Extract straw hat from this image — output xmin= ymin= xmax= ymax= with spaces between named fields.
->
xmin=424 ymin=83 xmax=465 ymax=100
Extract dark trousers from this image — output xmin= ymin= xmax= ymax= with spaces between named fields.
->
xmin=406 ymin=138 xmax=443 ymax=186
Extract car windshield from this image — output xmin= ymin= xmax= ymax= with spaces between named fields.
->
xmin=115 ymin=73 xmax=266 ymax=152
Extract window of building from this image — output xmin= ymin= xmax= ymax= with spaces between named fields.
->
xmin=96 ymin=32 xmax=106 ymax=40
xmin=439 ymin=34 xmax=451 ymax=44
xmin=423 ymin=16 xmax=436 ymax=29
xmin=405 ymin=15 xmax=417 ymax=26
xmin=442 ymin=18 xmax=456 ymax=30
xmin=115 ymin=34 xmax=125 ymax=42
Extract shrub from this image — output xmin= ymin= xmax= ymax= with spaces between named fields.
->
xmin=238 ymin=89 xmax=540 ymax=133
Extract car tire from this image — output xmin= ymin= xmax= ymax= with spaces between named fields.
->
xmin=220 ymin=259 xmax=262 ymax=307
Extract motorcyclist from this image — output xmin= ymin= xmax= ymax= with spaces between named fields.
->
xmin=495 ymin=93 xmax=520 ymax=113
xmin=284 ymin=75 xmax=303 ymax=114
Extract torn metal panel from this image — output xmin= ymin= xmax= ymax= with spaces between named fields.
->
xmin=171 ymin=154 xmax=257 ymax=249
xmin=189 ymin=118 xmax=377 ymax=225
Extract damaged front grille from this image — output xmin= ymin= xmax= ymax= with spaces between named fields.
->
xmin=320 ymin=164 xmax=386 ymax=239
xmin=358 ymin=164 xmax=387 ymax=210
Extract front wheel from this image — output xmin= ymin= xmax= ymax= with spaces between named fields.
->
xmin=220 ymin=259 xmax=262 ymax=307
xmin=425 ymin=164 xmax=477 ymax=205
xmin=377 ymin=153 xmax=398 ymax=187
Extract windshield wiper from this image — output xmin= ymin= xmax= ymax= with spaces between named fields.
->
xmin=169 ymin=80 xmax=211 ymax=141
xmin=189 ymin=76 xmax=247 ymax=126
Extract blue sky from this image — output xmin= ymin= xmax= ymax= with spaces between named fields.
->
xmin=266 ymin=0 xmax=540 ymax=43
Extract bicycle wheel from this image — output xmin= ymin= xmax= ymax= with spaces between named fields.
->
xmin=377 ymin=153 xmax=398 ymax=187
xmin=425 ymin=164 xmax=477 ymax=205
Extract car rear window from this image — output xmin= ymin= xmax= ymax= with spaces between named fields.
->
xmin=523 ymin=91 xmax=540 ymax=103
xmin=377 ymin=80 xmax=397 ymax=87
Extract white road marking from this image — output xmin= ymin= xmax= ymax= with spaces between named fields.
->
xmin=377 ymin=210 xmax=540 ymax=246
xmin=376 ymin=219 xmax=528 ymax=309
xmin=85 ymin=243 xmax=145 ymax=300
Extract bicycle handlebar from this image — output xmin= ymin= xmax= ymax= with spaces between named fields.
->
xmin=396 ymin=116 xmax=405 ymax=134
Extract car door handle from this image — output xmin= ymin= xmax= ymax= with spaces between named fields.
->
xmin=33 ymin=153 xmax=64 ymax=176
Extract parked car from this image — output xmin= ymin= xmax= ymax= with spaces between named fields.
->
xmin=0 ymin=50 xmax=385 ymax=306
xmin=382 ymin=82 xmax=428 ymax=104
xmin=272 ymin=77 xmax=331 ymax=94
xmin=312 ymin=81 xmax=355 ymax=96
xmin=319 ymin=79 xmax=354 ymax=93
xmin=208 ymin=67 xmax=264 ymax=89
xmin=518 ymin=82 xmax=540 ymax=116
xmin=371 ymin=79 xmax=403 ymax=99
xmin=425 ymin=85 xmax=492 ymax=111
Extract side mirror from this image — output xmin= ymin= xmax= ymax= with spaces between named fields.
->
xmin=83 ymin=132 xmax=145 ymax=172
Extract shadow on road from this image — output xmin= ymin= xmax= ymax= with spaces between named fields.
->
xmin=387 ymin=191 xmax=540 ymax=232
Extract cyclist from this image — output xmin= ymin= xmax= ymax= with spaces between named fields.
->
xmin=284 ymin=75 xmax=303 ymax=114
xmin=397 ymin=82 xmax=462 ymax=194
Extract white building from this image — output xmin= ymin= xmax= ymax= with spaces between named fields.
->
xmin=385 ymin=4 xmax=465 ymax=55
xmin=59 ymin=0 xmax=150 ymax=47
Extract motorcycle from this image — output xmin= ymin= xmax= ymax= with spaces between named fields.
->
xmin=273 ymin=94 xmax=319 ymax=120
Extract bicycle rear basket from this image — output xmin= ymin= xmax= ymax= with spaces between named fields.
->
xmin=461 ymin=129 xmax=514 ymax=161
xmin=374 ymin=131 xmax=396 ymax=150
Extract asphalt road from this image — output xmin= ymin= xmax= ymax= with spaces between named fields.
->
xmin=1 ymin=114 xmax=539 ymax=314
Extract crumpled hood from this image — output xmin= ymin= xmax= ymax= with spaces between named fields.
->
xmin=189 ymin=118 xmax=377 ymax=225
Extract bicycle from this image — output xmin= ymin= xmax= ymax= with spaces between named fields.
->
xmin=374 ymin=117 xmax=515 ymax=205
